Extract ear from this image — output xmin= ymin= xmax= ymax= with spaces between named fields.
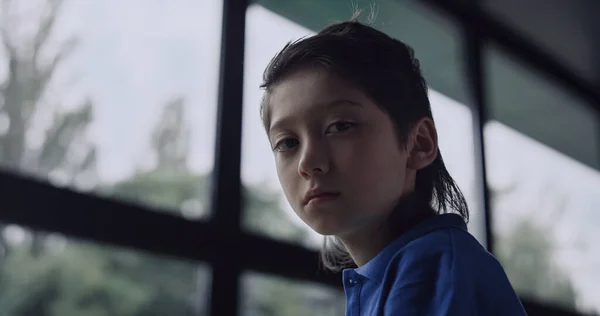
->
xmin=407 ymin=117 xmax=438 ymax=170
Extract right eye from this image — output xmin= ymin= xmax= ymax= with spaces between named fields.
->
xmin=273 ymin=138 xmax=299 ymax=152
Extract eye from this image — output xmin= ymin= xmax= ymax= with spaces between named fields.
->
xmin=326 ymin=121 xmax=355 ymax=134
xmin=273 ymin=138 xmax=299 ymax=152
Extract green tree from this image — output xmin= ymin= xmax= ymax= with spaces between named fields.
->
xmin=108 ymin=97 xmax=209 ymax=218
xmin=241 ymin=273 xmax=344 ymax=316
xmin=0 ymin=239 xmax=200 ymax=316
xmin=0 ymin=0 xmax=95 ymax=177
xmin=0 ymin=0 xmax=97 ymax=258
xmin=0 ymin=1 xmax=198 ymax=313
xmin=0 ymin=96 xmax=207 ymax=316
xmin=491 ymin=182 xmax=578 ymax=309
xmin=497 ymin=220 xmax=577 ymax=309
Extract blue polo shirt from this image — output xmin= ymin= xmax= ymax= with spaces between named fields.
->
xmin=342 ymin=214 xmax=527 ymax=316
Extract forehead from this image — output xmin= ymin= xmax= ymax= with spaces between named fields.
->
xmin=270 ymin=67 xmax=359 ymax=106
xmin=267 ymin=68 xmax=370 ymax=127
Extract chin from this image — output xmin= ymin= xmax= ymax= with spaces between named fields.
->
xmin=308 ymin=218 xmax=349 ymax=236
xmin=297 ymin=204 xmax=351 ymax=236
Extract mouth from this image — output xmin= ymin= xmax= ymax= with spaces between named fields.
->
xmin=303 ymin=191 xmax=341 ymax=206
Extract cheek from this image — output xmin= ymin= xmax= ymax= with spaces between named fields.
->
xmin=275 ymin=157 xmax=300 ymax=200
xmin=340 ymin=134 xmax=408 ymax=203
xmin=358 ymin=151 xmax=407 ymax=188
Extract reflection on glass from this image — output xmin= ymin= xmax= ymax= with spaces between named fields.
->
xmin=486 ymin=121 xmax=600 ymax=313
xmin=241 ymin=4 xmax=482 ymax=248
xmin=0 ymin=224 xmax=210 ymax=316
xmin=0 ymin=0 xmax=221 ymax=219
xmin=241 ymin=271 xmax=344 ymax=316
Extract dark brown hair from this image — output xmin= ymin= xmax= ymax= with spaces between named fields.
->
xmin=259 ymin=20 xmax=469 ymax=272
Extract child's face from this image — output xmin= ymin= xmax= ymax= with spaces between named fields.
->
xmin=266 ymin=67 xmax=415 ymax=237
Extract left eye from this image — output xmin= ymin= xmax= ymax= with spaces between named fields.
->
xmin=326 ymin=121 xmax=355 ymax=134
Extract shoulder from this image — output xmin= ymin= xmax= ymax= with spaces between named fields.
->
xmin=379 ymin=221 xmax=526 ymax=314
xmin=406 ymin=224 xmax=490 ymax=261
xmin=387 ymin=225 xmax=497 ymax=286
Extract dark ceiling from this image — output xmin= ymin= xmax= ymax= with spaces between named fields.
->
xmin=484 ymin=0 xmax=600 ymax=86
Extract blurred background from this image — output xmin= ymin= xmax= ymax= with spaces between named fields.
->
xmin=0 ymin=0 xmax=598 ymax=315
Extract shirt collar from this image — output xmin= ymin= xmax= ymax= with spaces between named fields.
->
xmin=351 ymin=213 xmax=467 ymax=282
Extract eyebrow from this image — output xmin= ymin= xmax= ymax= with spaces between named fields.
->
xmin=268 ymin=99 xmax=363 ymax=136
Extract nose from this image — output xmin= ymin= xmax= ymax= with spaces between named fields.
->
xmin=298 ymin=139 xmax=330 ymax=178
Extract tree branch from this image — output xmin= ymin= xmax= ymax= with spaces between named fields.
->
xmin=32 ymin=0 xmax=64 ymax=56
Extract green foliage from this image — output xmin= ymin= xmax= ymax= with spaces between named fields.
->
xmin=0 ymin=2 xmax=204 ymax=314
xmin=491 ymin=184 xmax=578 ymax=310
xmin=497 ymin=219 xmax=577 ymax=309
xmin=0 ymin=239 xmax=202 ymax=316
xmin=242 ymin=273 xmax=344 ymax=316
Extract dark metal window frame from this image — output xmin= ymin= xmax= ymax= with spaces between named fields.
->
xmin=0 ymin=0 xmax=597 ymax=315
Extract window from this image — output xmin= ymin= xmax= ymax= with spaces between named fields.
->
xmin=485 ymin=47 xmax=600 ymax=313
xmin=6 ymin=1 xmax=594 ymax=315
xmin=0 ymin=0 xmax=222 ymax=219
xmin=241 ymin=2 xmax=484 ymax=248
xmin=241 ymin=272 xmax=344 ymax=316
xmin=0 ymin=224 xmax=210 ymax=316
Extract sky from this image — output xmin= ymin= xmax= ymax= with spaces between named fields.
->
xmin=1 ymin=0 xmax=599 ymax=312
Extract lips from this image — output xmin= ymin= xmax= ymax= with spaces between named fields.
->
xmin=303 ymin=190 xmax=341 ymax=206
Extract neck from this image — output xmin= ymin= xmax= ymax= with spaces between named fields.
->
xmin=338 ymin=220 xmax=392 ymax=267
xmin=338 ymin=196 xmax=436 ymax=267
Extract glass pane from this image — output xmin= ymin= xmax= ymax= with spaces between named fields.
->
xmin=241 ymin=271 xmax=344 ymax=316
xmin=0 ymin=0 xmax=221 ymax=219
xmin=486 ymin=46 xmax=600 ymax=171
xmin=241 ymin=4 xmax=484 ymax=248
xmin=486 ymin=50 xmax=600 ymax=313
xmin=0 ymin=224 xmax=211 ymax=316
